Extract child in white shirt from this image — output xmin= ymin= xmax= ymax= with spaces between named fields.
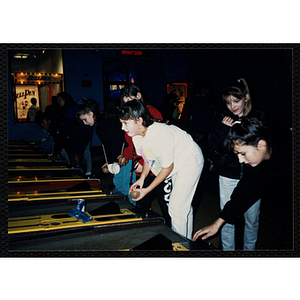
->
xmin=118 ymin=100 xmax=204 ymax=239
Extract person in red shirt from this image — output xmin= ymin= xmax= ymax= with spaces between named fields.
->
xmin=119 ymin=84 xmax=163 ymax=170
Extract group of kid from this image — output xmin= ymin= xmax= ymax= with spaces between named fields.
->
xmin=76 ymin=80 xmax=292 ymax=250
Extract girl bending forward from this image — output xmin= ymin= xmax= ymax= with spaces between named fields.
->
xmin=118 ymin=100 xmax=204 ymax=239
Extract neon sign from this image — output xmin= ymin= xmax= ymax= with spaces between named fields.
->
xmin=118 ymin=50 xmax=154 ymax=57
xmin=14 ymin=72 xmax=63 ymax=85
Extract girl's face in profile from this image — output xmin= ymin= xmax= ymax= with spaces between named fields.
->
xmin=225 ymin=95 xmax=247 ymax=117
xmin=79 ymin=111 xmax=95 ymax=126
xmin=41 ymin=119 xmax=51 ymax=130
xmin=122 ymin=92 xmax=142 ymax=103
xmin=123 ymin=96 xmax=137 ymax=103
xmin=58 ymin=97 xmax=65 ymax=108
xmin=120 ymin=117 xmax=145 ymax=137
xmin=233 ymin=140 xmax=269 ymax=167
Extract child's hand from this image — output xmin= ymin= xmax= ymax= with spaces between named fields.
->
xmin=129 ymin=178 xmax=145 ymax=201
xmin=118 ymin=155 xmax=127 ymax=166
xmin=222 ymin=116 xmax=234 ymax=127
xmin=129 ymin=178 xmax=143 ymax=193
xmin=192 ymin=225 xmax=217 ymax=241
xmin=129 ymin=188 xmax=145 ymax=201
xmin=129 ymin=187 xmax=149 ymax=202
xmin=134 ymin=163 xmax=143 ymax=173
xmin=192 ymin=218 xmax=225 ymax=241
xmin=102 ymin=163 xmax=109 ymax=173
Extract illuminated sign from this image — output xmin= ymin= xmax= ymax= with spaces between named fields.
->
xmin=14 ymin=72 xmax=63 ymax=85
xmin=118 ymin=50 xmax=154 ymax=57
xmin=15 ymin=85 xmax=39 ymax=121
xmin=167 ymin=83 xmax=188 ymax=98
xmin=15 ymin=88 xmax=36 ymax=100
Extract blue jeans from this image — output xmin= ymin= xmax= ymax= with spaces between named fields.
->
xmin=219 ymin=176 xmax=261 ymax=250
xmin=83 ymin=143 xmax=92 ymax=174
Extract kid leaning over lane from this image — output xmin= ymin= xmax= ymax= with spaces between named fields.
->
xmin=118 ymin=100 xmax=204 ymax=239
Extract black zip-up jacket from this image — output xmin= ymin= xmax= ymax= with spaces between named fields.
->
xmin=219 ymin=119 xmax=292 ymax=225
xmin=208 ymin=108 xmax=265 ymax=179
xmin=48 ymin=115 xmax=92 ymax=158
xmin=219 ymin=161 xmax=269 ymax=223
xmin=94 ymin=114 xmax=125 ymax=164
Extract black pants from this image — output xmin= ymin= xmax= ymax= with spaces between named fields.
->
xmin=136 ymin=175 xmax=172 ymax=227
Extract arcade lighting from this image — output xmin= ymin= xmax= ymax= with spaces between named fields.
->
xmin=13 ymin=53 xmax=29 ymax=59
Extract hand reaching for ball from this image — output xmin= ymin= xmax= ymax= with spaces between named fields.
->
xmin=102 ymin=163 xmax=109 ymax=173
xmin=129 ymin=177 xmax=147 ymax=201
xmin=117 ymin=155 xmax=127 ymax=166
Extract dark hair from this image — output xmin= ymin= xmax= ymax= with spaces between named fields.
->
xmin=117 ymin=100 xmax=153 ymax=127
xmin=224 ymin=117 xmax=272 ymax=153
xmin=51 ymin=95 xmax=58 ymax=105
xmin=222 ymin=78 xmax=252 ymax=116
xmin=57 ymin=92 xmax=76 ymax=106
xmin=77 ymin=98 xmax=100 ymax=125
xmin=120 ymin=84 xmax=144 ymax=105
xmin=31 ymin=97 xmax=37 ymax=105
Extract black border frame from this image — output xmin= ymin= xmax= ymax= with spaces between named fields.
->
xmin=1 ymin=43 xmax=299 ymax=258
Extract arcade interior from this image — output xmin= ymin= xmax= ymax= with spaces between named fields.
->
xmin=5 ymin=45 xmax=294 ymax=255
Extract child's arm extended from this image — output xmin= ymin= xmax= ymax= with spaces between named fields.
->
xmin=192 ymin=218 xmax=225 ymax=241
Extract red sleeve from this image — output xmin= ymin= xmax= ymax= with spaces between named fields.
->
xmin=122 ymin=134 xmax=134 ymax=160
xmin=146 ymin=105 xmax=163 ymax=120
xmin=123 ymin=133 xmax=144 ymax=166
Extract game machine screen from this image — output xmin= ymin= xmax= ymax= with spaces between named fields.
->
xmin=103 ymin=67 xmax=138 ymax=111
xmin=166 ymin=82 xmax=188 ymax=119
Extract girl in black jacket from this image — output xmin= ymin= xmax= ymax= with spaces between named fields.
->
xmin=208 ymin=79 xmax=265 ymax=250
xmin=77 ymin=98 xmax=125 ymax=168
xmin=193 ymin=117 xmax=293 ymax=250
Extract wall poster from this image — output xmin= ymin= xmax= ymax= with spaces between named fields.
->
xmin=14 ymin=85 xmax=39 ymax=121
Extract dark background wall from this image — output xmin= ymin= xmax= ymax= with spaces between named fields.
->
xmin=8 ymin=46 xmax=293 ymax=146
xmin=61 ymin=47 xmax=293 ymax=126
xmin=185 ymin=48 xmax=292 ymax=124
